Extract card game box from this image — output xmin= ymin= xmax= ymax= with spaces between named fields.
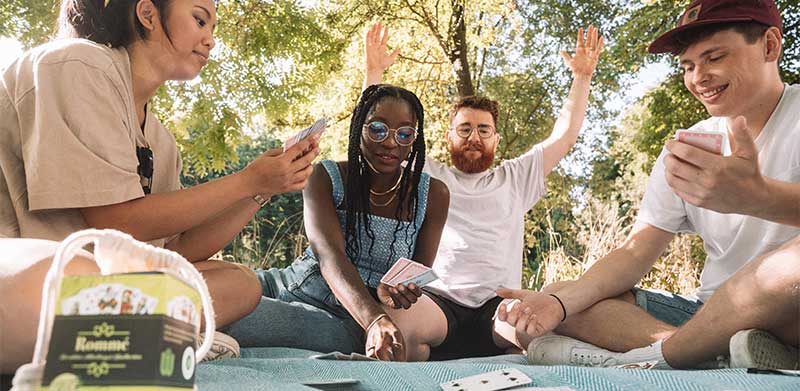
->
xmin=40 ymin=271 xmax=201 ymax=391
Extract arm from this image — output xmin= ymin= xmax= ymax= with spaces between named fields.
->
xmin=363 ymin=21 xmax=399 ymax=89
xmin=303 ymin=164 xmax=385 ymax=330
xmin=375 ymin=178 xmax=450 ymax=309
xmin=497 ymin=222 xmax=674 ymax=336
xmin=539 ymin=26 xmax=604 ymax=176
xmin=665 ymin=116 xmax=800 ymax=227
xmin=81 ymin=140 xmax=319 ymax=261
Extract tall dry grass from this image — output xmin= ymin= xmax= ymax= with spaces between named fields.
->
xmin=533 ymin=194 xmax=702 ymax=295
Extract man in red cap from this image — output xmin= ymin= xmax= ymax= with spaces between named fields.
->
xmin=496 ymin=0 xmax=800 ymax=369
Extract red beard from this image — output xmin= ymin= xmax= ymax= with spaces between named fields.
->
xmin=449 ymin=143 xmax=494 ymax=173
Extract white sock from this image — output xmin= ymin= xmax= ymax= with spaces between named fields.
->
xmin=618 ymin=339 xmax=673 ymax=369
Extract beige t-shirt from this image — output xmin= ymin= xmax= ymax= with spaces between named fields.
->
xmin=0 ymin=39 xmax=182 ymax=246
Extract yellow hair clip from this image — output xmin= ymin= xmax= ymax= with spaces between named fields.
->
xmin=104 ymin=0 xmax=111 ymax=7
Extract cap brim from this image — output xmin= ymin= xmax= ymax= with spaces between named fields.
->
xmin=647 ymin=16 xmax=756 ymax=54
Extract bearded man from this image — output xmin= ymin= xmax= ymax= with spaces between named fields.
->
xmin=362 ymin=23 xmax=604 ymax=358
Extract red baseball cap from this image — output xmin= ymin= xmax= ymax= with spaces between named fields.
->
xmin=648 ymin=0 xmax=783 ymax=54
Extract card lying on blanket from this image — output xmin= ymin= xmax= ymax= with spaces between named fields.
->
xmin=440 ymin=368 xmax=532 ymax=391
xmin=283 ymin=117 xmax=328 ymax=151
xmin=675 ymin=128 xmax=730 ymax=156
xmin=310 ymin=351 xmax=378 ymax=361
xmin=301 ymin=378 xmax=360 ymax=386
xmin=614 ymin=360 xmax=659 ymax=369
xmin=380 ymin=257 xmax=438 ymax=288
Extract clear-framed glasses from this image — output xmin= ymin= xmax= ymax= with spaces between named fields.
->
xmin=362 ymin=121 xmax=417 ymax=146
xmin=452 ymin=124 xmax=496 ymax=139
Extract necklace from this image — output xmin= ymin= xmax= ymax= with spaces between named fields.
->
xmin=370 ymin=171 xmax=403 ymax=196
xmin=369 ymin=192 xmax=397 ymax=207
xmin=364 ymin=157 xmax=380 ymax=174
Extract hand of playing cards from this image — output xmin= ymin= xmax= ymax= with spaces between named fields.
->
xmin=284 ymin=117 xmax=328 ymax=151
xmin=378 ymin=257 xmax=438 ymax=309
xmin=675 ymin=128 xmax=731 ymax=156
xmin=380 ymin=257 xmax=438 ymax=288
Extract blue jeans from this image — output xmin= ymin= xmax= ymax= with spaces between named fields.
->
xmin=223 ymin=254 xmax=364 ymax=353
xmin=632 ymin=288 xmax=704 ymax=327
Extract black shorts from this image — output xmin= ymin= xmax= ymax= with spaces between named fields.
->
xmin=424 ymin=290 xmax=505 ymax=360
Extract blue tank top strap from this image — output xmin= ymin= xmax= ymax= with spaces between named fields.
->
xmin=414 ymin=172 xmax=431 ymax=228
xmin=320 ymin=159 xmax=345 ymax=207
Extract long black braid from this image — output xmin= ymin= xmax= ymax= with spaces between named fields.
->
xmin=344 ymin=84 xmax=427 ymax=273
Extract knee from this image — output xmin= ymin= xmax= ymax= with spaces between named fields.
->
xmin=728 ymin=245 xmax=800 ymax=304
xmin=234 ymin=264 xmax=262 ymax=314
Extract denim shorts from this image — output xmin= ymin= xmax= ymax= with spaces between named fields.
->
xmin=632 ymin=288 xmax=703 ymax=327
xmin=256 ymin=254 xmax=367 ymax=351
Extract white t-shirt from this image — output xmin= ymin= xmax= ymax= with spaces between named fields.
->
xmin=638 ymin=84 xmax=800 ymax=302
xmin=423 ymin=145 xmax=546 ymax=307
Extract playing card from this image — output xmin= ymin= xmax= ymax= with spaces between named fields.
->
xmin=440 ymin=368 xmax=532 ymax=391
xmin=381 ymin=257 xmax=439 ymax=288
xmin=675 ymin=129 xmax=729 ymax=155
xmin=301 ymin=378 xmax=360 ymax=386
xmin=398 ymin=269 xmax=438 ymax=288
xmin=120 ymin=287 xmax=141 ymax=315
xmin=136 ymin=294 xmax=158 ymax=315
xmin=387 ymin=262 xmax=429 ymax=286
xmin=167 ymin=295 xmax=198 ymax=324
xmin=78 ymin=286 xmax=101 ymax=315
xmin=61 ymin=297 xmax=80 ymax=315
xmin=96 ymin=284 xmax=124 ymax=315
xmin=283 ymin=117 xmax=328 ymax=151
xmin=380 ymin=257 xmax=413 ymax=285
xmin=311 ymin=352 xmax=378 ymax=361
xmin=614 ymin=360 xmax=659 ymax=369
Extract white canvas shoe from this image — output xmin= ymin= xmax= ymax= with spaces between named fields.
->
xmin=527 ymin=335 xmax=670 ymax=368
xmin=730 ymin=329 xmax=799 ymax=370
xmin=199 ymin=331 xmax=241 ymax=363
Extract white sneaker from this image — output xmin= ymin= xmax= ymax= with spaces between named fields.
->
xmin=198 ymin=331 xmax=241 ymax=362
xmin=527 ymin=335 xmax=622 ymax=367
xmin=730 ymin=329 xmax=799 ymax=370
xmin=527 ymin=335 xmax=670 ymax=368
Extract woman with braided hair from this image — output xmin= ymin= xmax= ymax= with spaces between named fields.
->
xmin=225 ymin=84 xmax=450 ymax=361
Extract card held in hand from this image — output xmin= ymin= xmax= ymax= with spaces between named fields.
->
xmin=675 ymin=128 xmax=730 ymax=156
xmin=284 ymin=117 xmax=328 ymax=151
xmin=380 ymin=257 xmax=439 ymax=288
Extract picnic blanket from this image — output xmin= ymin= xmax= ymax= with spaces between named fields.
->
xmin=196 ymin=348 xmax=800 ymax=390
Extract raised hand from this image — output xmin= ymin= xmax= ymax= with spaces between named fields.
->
xmin=377 ymin=282 xmax=422 ymax=309
xmin=365 ymin=22 xmax=399 ymax=82
xmin=561 ymin=25 xmax=604 ymax=77
xmin=365 ymin=315 xmax=407 ymax=361
xmin=496 ymin=288 xmax=564 ymax=338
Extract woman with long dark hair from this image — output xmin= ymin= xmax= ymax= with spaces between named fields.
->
xmin=0 ymin=0 xmax=318 ymax=372
xmin=226 ymin=84 xmax=450 ymax=361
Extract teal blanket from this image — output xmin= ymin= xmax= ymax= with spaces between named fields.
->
xmin=196 ymin=348 xmax=800 ymax=390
